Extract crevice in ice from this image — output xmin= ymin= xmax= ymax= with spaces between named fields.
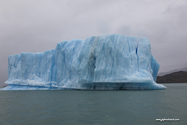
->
xmin=50 ymin=53 xmax=55 ymax=82
xmin=88 ymin=51 xmax=97 ymax=79
xmin=127 ymin=37 xmax=132 ymax=65
xmin=136 ymin=37 xmax=139 ymax=71
xmin=93 ymin=56 xmax=96 ymax=69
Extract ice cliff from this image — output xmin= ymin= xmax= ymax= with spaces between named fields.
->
xmin=3 ymin=34 xmax=166 ymax=90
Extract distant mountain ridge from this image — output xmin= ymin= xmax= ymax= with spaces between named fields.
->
xmin=157 ymin=71 xmax=187 ymax=83
xmin=158 ymin=67 xmax=187 ymax=76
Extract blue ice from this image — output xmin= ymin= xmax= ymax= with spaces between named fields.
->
xmin=3 ymin=34 xmax=166 ymax=90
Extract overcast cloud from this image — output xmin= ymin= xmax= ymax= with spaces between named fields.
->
xmin=0 ymin=0 xmax=187 ymax=86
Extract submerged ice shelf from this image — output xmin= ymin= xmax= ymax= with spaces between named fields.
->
xmin=3 ymin=34 xmax=166 ymax=90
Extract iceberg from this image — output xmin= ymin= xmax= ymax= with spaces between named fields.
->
xmin=3 ymin=34 xmax=166 ymax=90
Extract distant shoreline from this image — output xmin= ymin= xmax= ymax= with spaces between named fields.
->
xmin=157 ymin=71 xmax=187 ymax=83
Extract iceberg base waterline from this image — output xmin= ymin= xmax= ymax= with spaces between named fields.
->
xmin=2 ymin=82 xmax=166 ymax=90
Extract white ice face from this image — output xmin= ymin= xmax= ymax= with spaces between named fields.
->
xmin=4 ymin=34 xmax=166 ymax=90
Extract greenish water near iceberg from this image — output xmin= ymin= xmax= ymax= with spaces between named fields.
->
xmin=0 ymin=83 xmax=186 ymax=125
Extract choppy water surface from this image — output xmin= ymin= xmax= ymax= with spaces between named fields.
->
xmin=0 ymin=83 xmax=187 ymax=125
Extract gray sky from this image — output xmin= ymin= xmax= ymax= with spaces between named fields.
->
xmin=0 ymin=0 xmax=187 ymax=86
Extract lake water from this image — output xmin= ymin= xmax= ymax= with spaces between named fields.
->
xmin=0 ymin=83 xmax=186 ymax=125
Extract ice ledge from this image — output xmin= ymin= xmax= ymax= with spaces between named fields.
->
xmin=1 ymin=82 xmax=166 ymax=90
xmin=2 ymin=80 xmax=166 ymax=90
